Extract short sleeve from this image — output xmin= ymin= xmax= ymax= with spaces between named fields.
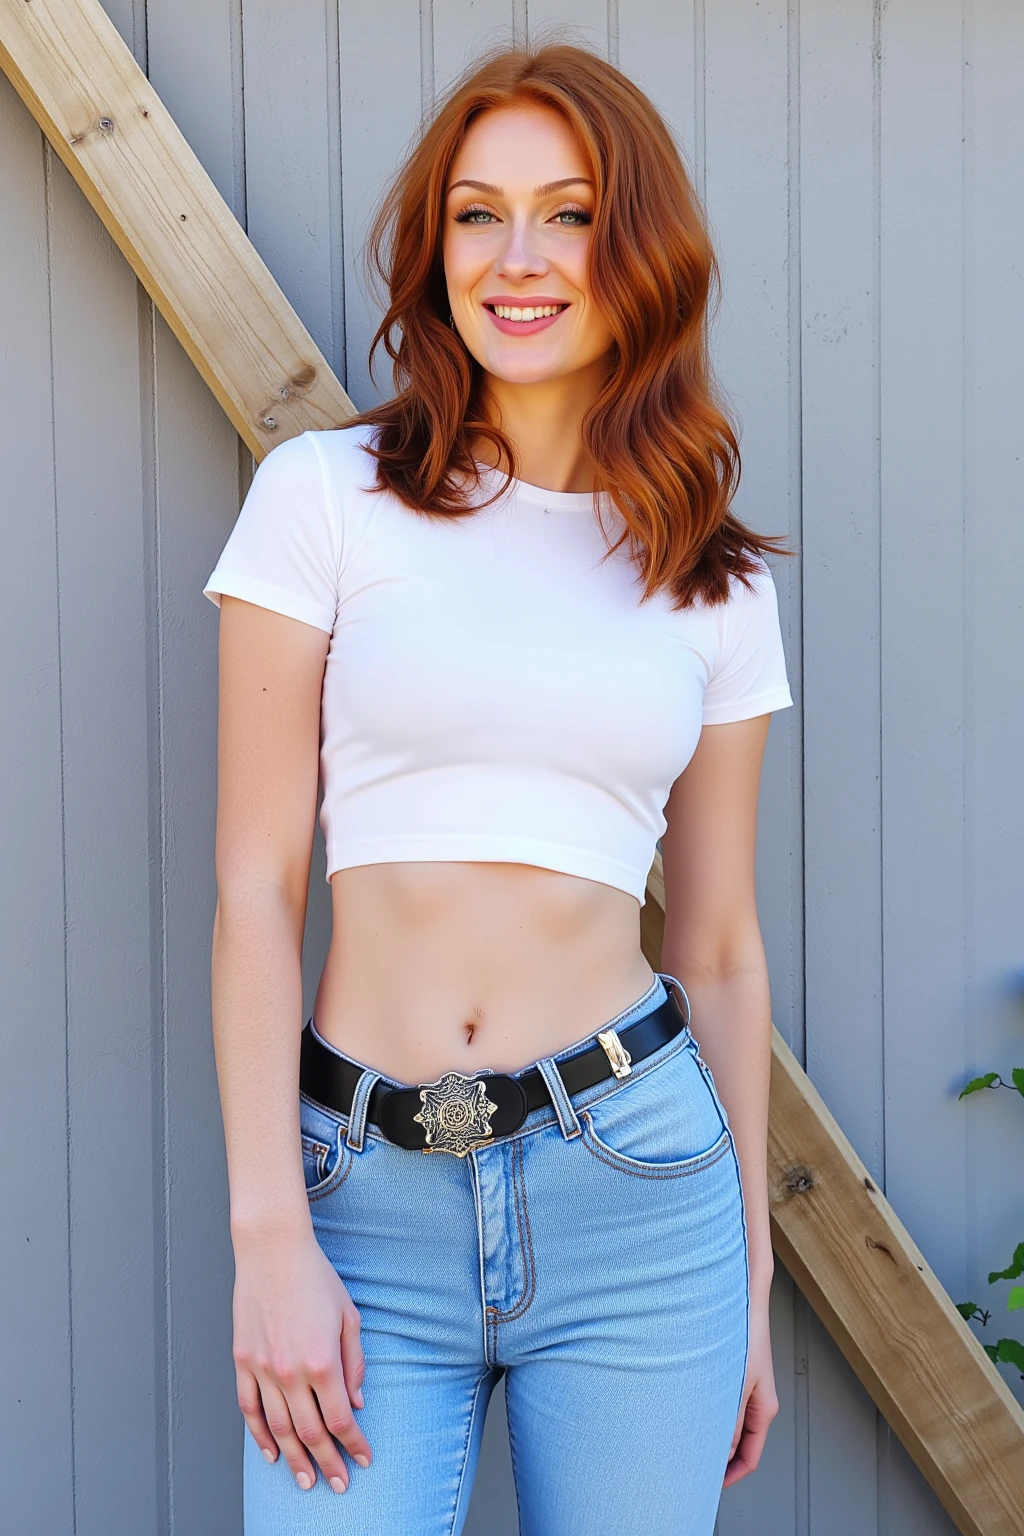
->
xmin=203 ymin=432 xmax=339 ymax=633
xmin=701 ymin=561 xmax=794 ymax=725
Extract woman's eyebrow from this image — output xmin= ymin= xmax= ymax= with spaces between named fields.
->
xmin=447 ymin=176 xmax=594 ymax=196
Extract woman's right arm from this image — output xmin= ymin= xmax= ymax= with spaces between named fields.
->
xmin=212 ymin=594 xmax=371 ymax=1495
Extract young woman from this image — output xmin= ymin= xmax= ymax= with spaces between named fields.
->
xmin=205 ymin=43 xmax=792 ymax=1536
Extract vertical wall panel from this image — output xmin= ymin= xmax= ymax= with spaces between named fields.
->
xmin=800 ymin=0 xmax=883 ymax=1177
xmin=799 ymin=4 xmax=886 ymax=1532
xmin=433 ymin=0 xmax=515 ymax=92
xmin=0 ymin=75 xmax=75 ymax=1536
xmin=879 ymin=0 xmax=968 ymax=1276
xmin=147 ymin=0 xmax=246 ymax=220
xmin=152 ymin=313 xmax=247 ymax=1535
xmin=879 ymin=2 xmax=970 ymax=1530
xmin=46 ymin=147 xmax=161 ymax=1531
xmin=243 ymin=0 xmax=345 ymax=375
xmin=526 ymin=0 xmax=606 ymax=51
xmin=967 ymin=0 xmax=1024 ymax=1417
xmin=617 ymin=0 xmax=697 ymax=165
xmin=338 ymin=0 xmax=423 ymax=407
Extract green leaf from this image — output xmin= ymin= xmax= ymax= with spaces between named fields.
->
xmin=983 ymin=1342 xmax=999 ymax=1362
xmin=956 ymin=1301 xmax=982 ymax=1321
xmin=1007 ymin=1287 xmax=1024 ymax=1313
xmin=959 ymin=1072 xmax=999 ymax=1098
xmin=993 ymin=1338 xmax=1024 ymax=1376
xmin=989 ymin=1242 xmax=1024 ymax=1284
xmin=1012 ymin=1066 xmax=1024 ymax=1099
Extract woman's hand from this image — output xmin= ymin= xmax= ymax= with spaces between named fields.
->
xmin=723 ymin=1291 xmax=779 ymax=1486
xmin=231 ymin=1225 xmax=372 ymax=1494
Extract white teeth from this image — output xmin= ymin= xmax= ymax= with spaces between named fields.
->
xmin=491 ymin=303 xmax=564 ymax=321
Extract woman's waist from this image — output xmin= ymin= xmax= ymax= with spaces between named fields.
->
xmin=315 ymin=860 xmax=653 ymax=1081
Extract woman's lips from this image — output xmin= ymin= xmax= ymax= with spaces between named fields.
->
xmin=483 ymin=302 xmax=568 ymax=337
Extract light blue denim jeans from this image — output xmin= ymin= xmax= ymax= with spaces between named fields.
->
xmin=244 ymin=973 xmax=749 ymax=1535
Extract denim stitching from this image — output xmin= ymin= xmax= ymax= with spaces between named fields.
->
xmin=447 ymin=1371 xmax=492 ymax=1536
xmin=578 ymin=1113 xmax=732 ymax=1180
xmin=690 ymin=1053 xmax=730 ymax=1137
xmin=346 ymin=1067 xmax=383 ymax=1152
xmin=469 ymin=1154 xmax=493 ymax=1368
xmin=306 ymin=1135 xmax=354 ymax=1203
xmin=301 ymin=1138 xmax=330 ymax=1185
xmin=488 ymin=1138 xmax=537 ymax=1325
xmin=535 ymin=1056 xmax=582 ymax=1139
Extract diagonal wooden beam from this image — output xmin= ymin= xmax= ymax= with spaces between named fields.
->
xmin=3 ymin=4 xmax=1024 ymax=1532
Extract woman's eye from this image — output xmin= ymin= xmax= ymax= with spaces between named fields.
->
xmin=454 ymin=205 xmax=498 ymax=224
xmin=552 ymin=206 xmax=592 ymax=226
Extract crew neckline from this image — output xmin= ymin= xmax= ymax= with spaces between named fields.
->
xmin=473 ymin=461 xmax=606 ymax=512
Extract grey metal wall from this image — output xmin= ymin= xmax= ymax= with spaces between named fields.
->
xmin=2 ymin=2 xmax=1022 ymax=1533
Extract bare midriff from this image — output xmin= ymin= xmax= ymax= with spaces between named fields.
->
xmin=313 ymin=861 xmax=656 ymax=1085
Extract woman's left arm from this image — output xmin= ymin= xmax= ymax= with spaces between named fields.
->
xmin=659 ymin=713 xmax=780 ymax=1486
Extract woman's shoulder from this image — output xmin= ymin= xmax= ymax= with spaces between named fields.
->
xmin=301 ymin=422 xmax=381 ymax=493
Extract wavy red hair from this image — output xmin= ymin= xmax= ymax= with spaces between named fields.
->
xmin=349 ymin=43 xmax=788 ymax=608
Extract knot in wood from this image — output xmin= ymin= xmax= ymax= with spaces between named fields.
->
xmin=785 ymin=1165 xmax=815 ymax=1196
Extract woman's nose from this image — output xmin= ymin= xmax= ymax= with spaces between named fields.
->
xmin=496 ymin=216 xmax=548 ymax=281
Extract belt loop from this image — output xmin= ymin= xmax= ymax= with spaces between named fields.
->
xmin=659 ymin=972 xmax=692 ymax=1031
xmin=346 ymin=1068 xmax=382 ymax=1152
xmin=536 ymin=1057 xmax=582 ymax=1140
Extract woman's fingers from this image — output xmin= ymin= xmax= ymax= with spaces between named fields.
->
xmin=722 ymin=1388 xmax=778 ymax=1487
xmin=259 ymin=1381 xmax=322 ymax=1491
xmin=235 ymin=1365 xmax=278 ymax=1465
xmin=286 ymin=1381 xmax=354 ymax=1492
xmin=255 ymin=1365 xmax=369 ymax=1493
xmin=340 ymin=1306 xmax=367 ymax=1415
xmin=315 ymin=1367 xmax=372 ymax=1470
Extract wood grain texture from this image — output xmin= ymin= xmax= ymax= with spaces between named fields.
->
xmin=0 ymin=0 xmax=354 ymax=458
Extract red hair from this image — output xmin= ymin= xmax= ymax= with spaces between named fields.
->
xmin=350 ymin=43 xmax=788 ymax=608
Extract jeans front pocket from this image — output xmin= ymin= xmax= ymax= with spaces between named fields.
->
xmin=299 ymin=1096 xmax=352 ymax=1201
xmin=577 ymin=1040 xmax=732 ymax=1179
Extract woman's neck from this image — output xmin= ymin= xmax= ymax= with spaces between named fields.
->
xmin=477 ymin=360 xmax=607 ymax=494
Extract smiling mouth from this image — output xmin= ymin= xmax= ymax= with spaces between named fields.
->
xmin=484 ymin=302 xmax=569 ymax=322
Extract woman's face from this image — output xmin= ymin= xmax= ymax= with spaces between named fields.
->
xmin=442 ymin=103 xmax=614 ymax=388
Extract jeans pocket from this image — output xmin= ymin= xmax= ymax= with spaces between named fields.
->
xmin=299 ymin=1098 xmax=351 ymax=1201
xmin=577 ymin=1043 xmax=731 ymax=1179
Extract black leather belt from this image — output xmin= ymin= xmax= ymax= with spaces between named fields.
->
xmin=299 ymin=986 xmax=689 ymax=1157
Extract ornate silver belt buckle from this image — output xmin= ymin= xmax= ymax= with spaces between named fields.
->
xmin=413 ymin=1071 xmax=499 ymax=1157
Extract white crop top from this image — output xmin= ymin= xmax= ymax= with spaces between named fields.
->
xmin=204 ymin=426 xmax=793 ymax=903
